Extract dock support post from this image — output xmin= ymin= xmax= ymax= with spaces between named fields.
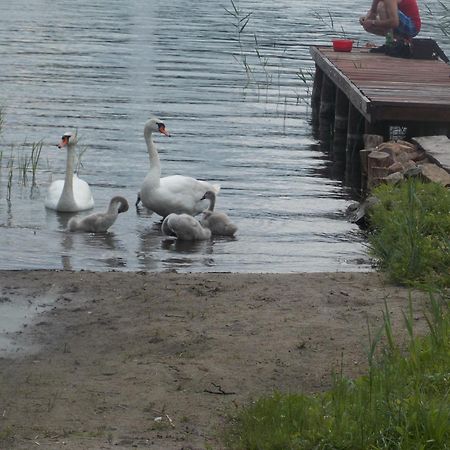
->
xmin=332 ymin=88 xmax=349 ymax=172
xmin=365 ymin=120 xmax=389 ymax=140
xmin=346 ymin=103 xmax=364 ymax=187
xmin=318 ymin=75 xmax=335 ymax=153
xmin=311 ymin=65 xmax=323 ymax=128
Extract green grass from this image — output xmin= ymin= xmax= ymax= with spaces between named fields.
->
xmin=224 ymin=178 xmax=449 ymax=449
xmin=223 ymin=294 xmax=450 ymax=449
xmin=367 ymin=179 xmax=450 ymax=288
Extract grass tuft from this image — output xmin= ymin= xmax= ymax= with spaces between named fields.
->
xmin=367 ymin=179 xmax=450 ymax=288
xmin=223 ymin=292 xmax=450 ymax=449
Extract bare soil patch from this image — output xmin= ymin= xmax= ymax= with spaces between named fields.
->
xmin=0 ymin=270 xmax=429 ymax=449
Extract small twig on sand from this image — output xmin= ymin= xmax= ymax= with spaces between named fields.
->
xmin=166 ymin=414 xmax=175 ymax=428
xmin=204 ymin=382 xmax=236 ymax=395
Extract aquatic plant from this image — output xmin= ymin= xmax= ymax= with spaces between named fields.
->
xmin=0 ymin=106 xmax=4 ymax=135
xmin=224 ymin=0 xmax=314 ymax=115
xmin=313 ymin=9 xmax=348 ymax=39
xmin=6 ymin=154 xmax=14 ymax=202
xmin=30 ymin=140 xmax=43 ymax=185
xmin=224 ymin=0 xmax=256 ymax=88
xmin=18 ymin=147 xmax=31 ymax=186
xmin=295 ymin=68 xmax=315 ymax=108
xmin=224 ymin=0 xmax=252 ymax=55
xmin=75 ymin=144 xmax=88 ymax=175
xmin=425 ymin=1 xmax=450 ymax=37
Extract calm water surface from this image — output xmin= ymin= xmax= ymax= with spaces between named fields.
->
xmin=0 ymin=0 xmax=448 ymax=273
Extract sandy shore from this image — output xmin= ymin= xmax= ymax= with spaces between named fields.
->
xmin=0 ymin=270 xmax=429 ymax=449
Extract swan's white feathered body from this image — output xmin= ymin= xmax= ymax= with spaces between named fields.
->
xmin=68 ymin=196 xmax=129 ymax=233
xmin=138 ymin=118 xmax=220 ymax=218
xmin=45 ymin=132 xmax=94 ymax=212
xmin=162 ymin=213 xmax=211 ymax=241
xmin=200 ymin=191 xmax=238 ymax=236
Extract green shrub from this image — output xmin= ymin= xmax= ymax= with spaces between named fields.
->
xmin=368 ymin=180 xmax=450 ymax=288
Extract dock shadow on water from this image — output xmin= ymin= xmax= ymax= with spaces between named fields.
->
xmin=2 ymin=0 xmax=423 ymax=274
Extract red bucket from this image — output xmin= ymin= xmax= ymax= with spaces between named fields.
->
xmin=332 ymin=39 xmax=353 ymax=52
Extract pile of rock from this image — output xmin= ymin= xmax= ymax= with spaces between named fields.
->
xmin=348 ymin=135 xmax=450 ymax=226
xmin=361 ymin=136 xmax=450 ymax=189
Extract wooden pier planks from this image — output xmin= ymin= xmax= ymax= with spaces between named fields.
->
xmin=310 ymin=46 xmax=450 ymax=123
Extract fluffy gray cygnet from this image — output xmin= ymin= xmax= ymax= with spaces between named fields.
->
xmin=68 ymin=196 xmax=129 ymax=233
xmin=161 ymin=213 xmax=211 ymax=241
xmin=199 ymin=190 xmax=237 ymax=236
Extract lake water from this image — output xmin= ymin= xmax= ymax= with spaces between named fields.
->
xmin=0 ymin=0 xmax=448 ymax=273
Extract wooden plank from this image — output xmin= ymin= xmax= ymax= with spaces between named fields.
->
xmin=310 ymin=46 xmax=450 ymax=124
xmin=369 ymin=103 xmax=450 ymax=122
xmin=310 ymin=46 xmax=371 ymax=120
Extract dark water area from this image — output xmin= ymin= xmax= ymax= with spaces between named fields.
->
xmin=0 ymin=0 xmax=448 ymax=273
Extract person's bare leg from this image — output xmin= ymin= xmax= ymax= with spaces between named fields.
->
xmin=362 ymin=2 xmax=392 ymax=36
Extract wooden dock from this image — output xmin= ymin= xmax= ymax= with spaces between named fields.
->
xmin=310 ymin=45 xmax=450 ymax=186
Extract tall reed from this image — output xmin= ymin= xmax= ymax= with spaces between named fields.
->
xmin=30 ymin=140 xmax=43 ymax=185
xmin=0 ymin=106 xmax=4 ymax=135
xmin=6 ymin=155 xmax=14 ymax=202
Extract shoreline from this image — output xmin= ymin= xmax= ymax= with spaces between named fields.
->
xmin=0 ymin=270 xmax=429 ymax=450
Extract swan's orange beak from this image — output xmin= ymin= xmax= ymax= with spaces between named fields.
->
xmin=158 ymin=124 xmax=170 ymax=137
xmin=57 ymin=136 xmax=69 ymax=149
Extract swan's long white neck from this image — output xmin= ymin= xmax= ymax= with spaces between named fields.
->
xmin=144 ymin=128 xmax=161 ymax=188
xmin=58 ymin=144 xmax=77 ymax=210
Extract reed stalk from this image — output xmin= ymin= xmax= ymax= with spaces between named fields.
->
xmin=30 ymin=140 xmax=43 ymax=185
xmin=6 ymin=155 xmax=14 ymax=202
xmin=18 ymin=150 xmax=30 ymax=186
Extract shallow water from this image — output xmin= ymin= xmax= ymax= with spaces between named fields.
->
xmin=0 ymin=0 xmax=448 ymax=273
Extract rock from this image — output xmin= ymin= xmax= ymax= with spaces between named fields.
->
xmin=404 ymin=165 xmax=423 ymax=178
xmin=347 ymin=196 xmax=380 ymax=228
xmin=412 ymin=135 xmax=450 ymax=172
xmin=418 ymin=163 xmax=450 ymax=186
xmin=383 ymin=172 xmax=404 ymax=184
xmin=403 ymin=160 xmax=417 ymax=171
xmin=377 ymin=141 xmax=424 ymax=164
xmin=388 ymin=161 xmax=404 ymax=173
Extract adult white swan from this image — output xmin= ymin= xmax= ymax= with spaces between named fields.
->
xmin=67 ymin=196 xmax=129 ymax=233
xmin=200 ymin=190 xmax=238 ymax=236
xmin=161 ymin=213 xmax=211 ymax=241
xmin=136 ymin=117 xmax=220 ymax=218
xmin=45 ymin=131 xmax=94 ymax=212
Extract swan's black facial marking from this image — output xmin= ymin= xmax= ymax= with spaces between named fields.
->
xmin=157 ymin=122 xmax=170 ymax=136
xmin=58 ymin=134 xmax=71 ymax=148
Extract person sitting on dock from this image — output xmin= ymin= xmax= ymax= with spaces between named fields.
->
xmin=359 ymin=0 xmax=421 ymax=57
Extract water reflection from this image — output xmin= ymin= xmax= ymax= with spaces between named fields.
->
xmin=161 ymin=237 xmax=216 ymax=270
